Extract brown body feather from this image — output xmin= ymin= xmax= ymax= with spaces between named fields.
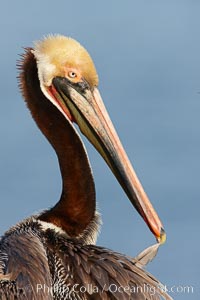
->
xmin=0 ymin=217 xmax=171 ymax=300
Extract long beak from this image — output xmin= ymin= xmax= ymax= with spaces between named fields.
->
xmin=50 ymin=77 xmax=166 ymax=243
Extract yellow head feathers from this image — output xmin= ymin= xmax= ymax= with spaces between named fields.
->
xmin=32 ymin=35 xmax=98 ymax=87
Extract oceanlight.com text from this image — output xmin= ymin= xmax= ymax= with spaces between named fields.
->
xmin=36 ymin=283 xmax=194 ymax=296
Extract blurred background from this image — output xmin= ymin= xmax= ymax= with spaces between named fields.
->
xmin=0 ymin=1 xmax=199 ymax=299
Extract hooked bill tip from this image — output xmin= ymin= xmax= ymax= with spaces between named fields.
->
xmin=157 ymin=227 xmax=166 ymax=245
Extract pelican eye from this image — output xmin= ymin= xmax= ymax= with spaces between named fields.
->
xmin=68 ymin=71 xmax=77 ymax=78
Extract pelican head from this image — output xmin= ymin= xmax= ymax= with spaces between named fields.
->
xmin=32 ymin=34 xmax=166 ymax=243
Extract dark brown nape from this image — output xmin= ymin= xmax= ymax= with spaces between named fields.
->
xmin=18 ymin=49 xmax=96 ymax=237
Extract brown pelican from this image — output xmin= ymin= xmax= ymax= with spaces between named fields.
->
xmin=0 ymin=35 xmax=171 ymax=300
